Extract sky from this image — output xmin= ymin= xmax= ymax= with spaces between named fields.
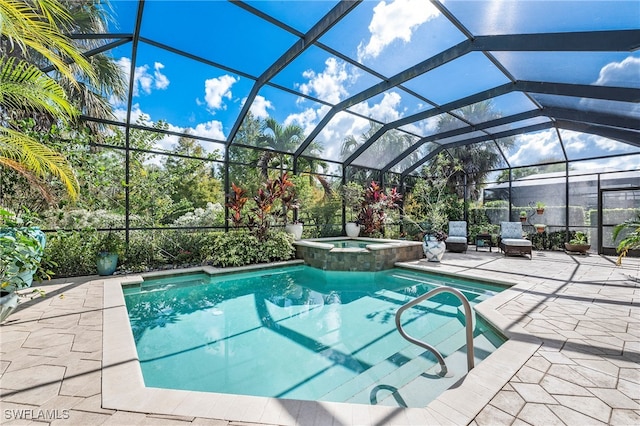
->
xmin=104 ymin=0 xmax=640 ymax=174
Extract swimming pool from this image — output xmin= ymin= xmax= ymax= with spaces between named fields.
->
xmin=124 ymin=265 xmax=506 ymax=407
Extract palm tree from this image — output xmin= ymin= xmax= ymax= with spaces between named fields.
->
xmin=437 ymin=101 xmax=513 ymax=200
xmin=0 ymin=0 xmax=96 ymax=201
xmin=5 ymin=0 xmax=126 ymax=138
xmin=257 ymin=117 xmax=305 ymax=179
xmin=48 ymin=1 xmax=126 ymax=136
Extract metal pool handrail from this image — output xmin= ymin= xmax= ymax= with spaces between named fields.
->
xmin=395 ymin=286 xmax=475 ymax=376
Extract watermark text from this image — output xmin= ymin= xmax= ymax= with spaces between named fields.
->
xmin=4 ymin=408 xmax=70 ymax=420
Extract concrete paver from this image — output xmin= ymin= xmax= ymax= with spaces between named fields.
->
xmin=0 ymin=251 xmax=638 ymax=425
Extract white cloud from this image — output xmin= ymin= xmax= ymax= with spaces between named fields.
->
xmin=595 ymin=55 xmax=640 ymax=88
xmin=563 ymin=130 xmax=635 ymax=155
xmin=112 ymin=104 xmax=225 ymax=158
xmin=298 ymin=57 xmax=351 ymax=104
xmin=191 ymin=120 xmax=226 ymax=141
xmin=247 ymin=95 xmax=273 ymax=119
xmin=507 ymin=130 xmax=561 ymax=166
xmin=561 ymin=131 xmax=587 ymax=154
xmin=350 ymin=91 xmax=403 ymax=122
xmin=357 ymin=0 xmax=440 ymax=61
xmin=284 ymin=106 xmax=325 ymax=136
xmin=399 ymin=115 xmax=439 ymax=136
xmin=203 ymin=75 xmax=238 ymax=111
xmin=153 ymin=62 xmax=170 ymax=90
xmin=116 ymin=57 xmax=170 ymax=97
xmin=317 ymin=112 xmax=371 ymax=161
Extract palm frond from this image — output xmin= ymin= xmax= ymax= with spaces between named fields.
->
xmin=0 ymin=0 xmax=96 ymax=85
xmin=0 ymin=127 xmax=79 ymax=200
xmin=0 ymin=157 xmax=55 ymax=203
xmin=0 ymin=56 xmax=77 ymax=120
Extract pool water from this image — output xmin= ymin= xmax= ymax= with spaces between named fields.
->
xmin=124 ymin=266 xmax=506 ymax=407
xmin=329 ymin=240 xmax=370 ymax=249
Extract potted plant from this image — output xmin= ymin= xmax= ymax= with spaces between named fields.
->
xmin=0 ymin=209 xmax=47 ymax=322
xmin=279 ymin=174 xmax=303 ymax=240
xmin=565 ymin=231 xmax=591 ymax=253
xmin=534 ymin=224 xmax=546 ymax=234
xmin=536 ymin=202 xmax=545 ymax=215
xmin=95 ymin=229 xmax=124 ymax=276
xmin=423 ymin=230 xmax=448 ymax=262
xmin=342 ymin=182 xmax=364 ymax=237
xmin=404 ymin=153 xmax=461 ymax=261
xmin=519 ymin=210 xmax=527 ymax=223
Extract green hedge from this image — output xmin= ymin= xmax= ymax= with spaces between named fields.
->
xmin=43 ymin=229 xmax=296 ymax=277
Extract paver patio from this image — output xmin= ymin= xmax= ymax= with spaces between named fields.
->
xmin=1 ymin=250 xmax=638 ymax=425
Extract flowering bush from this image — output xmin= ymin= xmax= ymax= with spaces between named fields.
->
xmin=226 ymin=173 xmax=298 ymax=241
xmin=357 ymin=181 xmax=402 ymax=237
xmin=172 ymin=202 xmax=224 ymax=227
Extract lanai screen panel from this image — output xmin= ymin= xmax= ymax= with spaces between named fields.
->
xmin=492 ymin=51 xmax=639 ymax=87
xmin=130 ymin=42 xmax=252 ymax=140
xmin=270 ymin=45 xmax=382 ymax=104
xmin=347 ymin=89 xmax=429 ymax=124
xmin=87 ymin=40 xmax=133 ymax=125
xmin=568 ymin=154 xmax=640 ymax=176
xmin=479 ymin=92 xmax=540 ymax=121
xmin=402 ymin=53 xmax=510 ymax=106
xmin=445 ymin=1 xmax=640 ymax=34
xmin=389 ymin=141 xmax=440 ymax=175
xmin=235 ymin=85 xmax=329 ymax=153
xmin=483 ymin=117 xmax=552 ymax=136
xmin=497 ymin=130 xmax=566 ymax=168
xmin=245 ymin=0 xmax=340 ymax=33
xmin=305 ymin=110 xmax=376 ymax=162
xmin=531 ymin=95 xmax=639 ymax=121
xmin=90 ymin=0 xmax=639 ymax=177
xmin=561 ymin=129 xmax=640 ymax=162
xmin=318 ymin=0 xmax=467 ymax=77
xmin=139 ymin=1 xmax=298 ymax=77
xmin=351 ymin=130 xmax=421 ymax=169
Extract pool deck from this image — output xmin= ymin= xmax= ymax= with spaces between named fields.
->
xmin=1 ymin=250 xmax=638 ymax=425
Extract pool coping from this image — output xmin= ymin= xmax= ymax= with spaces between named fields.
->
xmin=294 ymin=237 xmax=423 ymax=252
xmin=102 ymin=261 xmax=542 ymax=425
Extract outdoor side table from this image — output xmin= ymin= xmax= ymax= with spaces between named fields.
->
xmin=476 ymin=233 xmax=493 ymax=252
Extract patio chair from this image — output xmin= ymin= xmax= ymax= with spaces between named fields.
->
xmin=499 ymin=221 xmax=532 ymax=259
xmin=445 ymin=221 xmax=468 ymax=253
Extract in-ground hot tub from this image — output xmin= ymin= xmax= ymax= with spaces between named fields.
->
xmin=293 ymin=237 xmax=423 ymax=271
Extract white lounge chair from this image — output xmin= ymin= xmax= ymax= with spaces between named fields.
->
xmin=445 ymin=221 xmax=468 ymax=253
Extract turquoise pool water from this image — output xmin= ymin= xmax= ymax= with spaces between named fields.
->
xmin=124 ymin=266 xmax=506 ymax=407
xmin=327 ymin=240 xmax=370 ymax=249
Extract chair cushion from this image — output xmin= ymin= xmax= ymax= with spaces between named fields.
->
xmin=501 ymin=222 xmax=523 ymax=239
xmin=445 ymin=236 xmax=467 ymax=244
xmin=501 ymin=238 xmax=532 ymax=247
xmin=448 ymin=221 xmax=467 ymax=237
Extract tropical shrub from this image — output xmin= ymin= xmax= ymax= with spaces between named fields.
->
xmin=212 ymin=231 xmax=294 ymax=267
xmin=44 ymin=229 xmax=98 ymax=277
xmin=613 ymin=213 xmax=640 ymax=265
xmin=357 ymin=181 xmax=402 ymax=237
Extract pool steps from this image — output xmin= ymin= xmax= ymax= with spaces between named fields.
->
xmin=307 ymin=309 xmax=502 ymax=407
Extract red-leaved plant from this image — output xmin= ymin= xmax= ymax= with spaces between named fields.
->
xmin=357 ymin=181 xmax=402 ymax=237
